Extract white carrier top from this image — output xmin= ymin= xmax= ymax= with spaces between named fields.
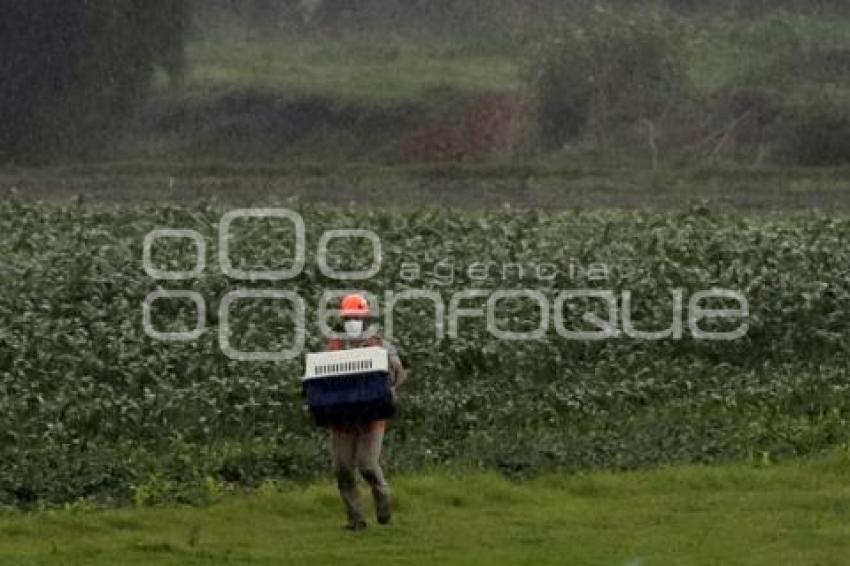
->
xmin=303 ymin=346 xmax=389 ymax=381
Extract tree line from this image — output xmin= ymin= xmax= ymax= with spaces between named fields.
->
xmin=0 ymin=0 xmax=190 ymax=158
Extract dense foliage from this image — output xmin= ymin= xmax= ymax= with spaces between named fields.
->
xmin=1 ymin=201 xmax=849 ymax=505
xmin=208 ymin=0 xmax=850 ymax=34
xmin=530 ymin=10 xmax=850 ymax=166
xmin=0 ymin=0 xmax=189 ymax=157
xmin=529 ymin=9 xmax=687 ymax=149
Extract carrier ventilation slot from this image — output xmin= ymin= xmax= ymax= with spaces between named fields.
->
xmin=315 ymin=358 xmax=374 ymax=377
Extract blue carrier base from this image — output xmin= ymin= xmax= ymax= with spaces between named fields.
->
xmin=303 ymin=371 xmax=396 ymax=427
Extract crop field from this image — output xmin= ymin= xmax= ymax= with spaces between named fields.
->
xmin=1 ymin=200 xmax=848 ymax=507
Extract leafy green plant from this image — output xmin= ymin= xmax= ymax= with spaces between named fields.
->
xmin=0 ymin=201 xmax=849 ymax=506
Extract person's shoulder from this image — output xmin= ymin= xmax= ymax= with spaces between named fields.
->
xmin=364 ymin=334 xmax=395 ymax=350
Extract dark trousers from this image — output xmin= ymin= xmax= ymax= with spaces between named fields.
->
xmin=330 ymin=424 xmax=391 ymax=524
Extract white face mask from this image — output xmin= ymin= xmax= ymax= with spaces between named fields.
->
xmin=344 ymin=319 xmax=364 ymax=338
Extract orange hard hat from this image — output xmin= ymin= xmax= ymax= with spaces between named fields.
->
xmin=340 ymin=293 xmax=370 ymax=318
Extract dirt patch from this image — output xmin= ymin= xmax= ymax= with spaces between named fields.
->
xmin=395 ymin=91 xmax=538 ymax=162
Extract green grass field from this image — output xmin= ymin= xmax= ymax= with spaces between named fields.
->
xmin=172 ymin=36 xmax=521 ymax=104
xmin=171 ymin=14 xmax=850 ymax=104
xmin=4 ymin=162 xmax=849 ymax=210
xmin=2 ymin=452 xmax=850 ymax=565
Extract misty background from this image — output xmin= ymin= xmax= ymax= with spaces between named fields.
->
xmin=1 ymin=0 xmax=849 ymax=169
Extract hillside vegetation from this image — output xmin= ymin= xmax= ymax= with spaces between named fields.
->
xmin=5 ymin=4 xmax=848 ymax=170
xmin=105 ymin=10 xmax=850 ymax=168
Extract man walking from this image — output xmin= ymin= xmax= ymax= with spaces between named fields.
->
xmin=326 ymin=293 xmax=407 ymax=531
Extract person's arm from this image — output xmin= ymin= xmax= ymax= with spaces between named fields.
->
xmin=389 ymin=354 xmax=407 ymax=390
xmin=385 ymin=342 xmax=407 ymax=390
